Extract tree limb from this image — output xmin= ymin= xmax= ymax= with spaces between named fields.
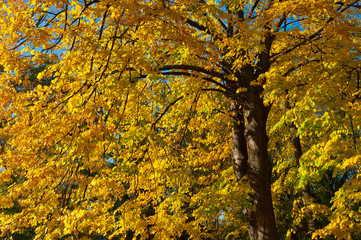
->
xmin=159 ymin=64 xmax=227 ymax=80
xmin=151 ymin=96 xmax=183 ymax=130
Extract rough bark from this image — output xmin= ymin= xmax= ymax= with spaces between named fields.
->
xmin=230 ymin=86 xmax=279 ymax=239
xmin=241 ymin=87 xmax=279 ymax=240
xmin=225 ymin=2 xmax=279 ymax=238
xmin=226 ymin=38 xmax=279 ymax=240
xmin=230 ymin=101 xmax=248 ymax=180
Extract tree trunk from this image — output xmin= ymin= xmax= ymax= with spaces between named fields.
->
xmin=244 ymin=91 xmax=278 ymax=240
xmin=230 ymin=101 xmax=248 ymax=180
xmin=231 ymin=85 xmax=279 ymax=240
xmin=291 ymin=129 xmax=319 ymax=239
xmin=286 ymin=101 xmax=319 ymax=239
xmin=226 ymin=4 xmax=278 ymax=235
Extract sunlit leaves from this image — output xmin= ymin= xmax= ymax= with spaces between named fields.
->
xmin=0 ymin=0 xmax=361 ymax=239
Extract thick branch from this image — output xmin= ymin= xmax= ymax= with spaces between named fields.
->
xmin=161 ymin=71 xmax=229 ymax=90
xmin=201 ymin=88 xmax=228 ymax=95
xmin=159 ymin=64 xmax=227 ymax=80
xmin=186 ymin=18 xmax=211 ymax=34
xmin=185 ymin=11 xmax=227 ymax=36
xmin=249 ymin=0 xmax=260 ymax=17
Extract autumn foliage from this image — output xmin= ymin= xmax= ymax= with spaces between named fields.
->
xmin=0 ymin=0 xmax=361 ymax=239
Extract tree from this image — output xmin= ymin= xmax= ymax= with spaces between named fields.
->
xmin=0 ymin=0 xmax=360 ymax=239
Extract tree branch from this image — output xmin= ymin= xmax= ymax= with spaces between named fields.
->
xmin=151 ymin=96 xmax=183 ymax=130
xmin=159 ymin=64 xmax=227 ymax=80
xmin=272 ymin=0 xmax=359 ymax=59
xmin=186 ymin=18 xmax=211 ymax=34
xmin=98 ymin=6 xmax=109 ymax=41
xmin=249 ymin=0 xmax=260 ymax=17
xmin=201 ymin=88 xmax=228 ymax=95
xmin=161 ymin=71 xmax=229 ymax=91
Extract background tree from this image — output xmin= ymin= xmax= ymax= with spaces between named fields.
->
xmin=0 ymin=0 xmax=360 ymax=240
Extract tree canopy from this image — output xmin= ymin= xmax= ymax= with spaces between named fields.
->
xmin=0 ymin=0 xmax=361 ymax=239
